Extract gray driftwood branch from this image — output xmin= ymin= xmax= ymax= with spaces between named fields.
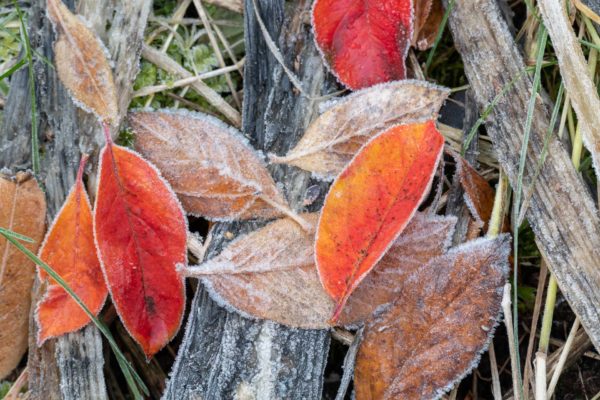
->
xmin=447 ymin=0 xmax=600 ymax=351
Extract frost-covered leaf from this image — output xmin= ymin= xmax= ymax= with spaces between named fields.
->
xmin=412 ymin=0 xmax=444 ymax=50
xmin=197 ymin=215 xmax=335 ymax=329
xmin=338 ymin=212 xmax=456 ymax=326
xmin=456 ymin=156 xmax=495 ymax=230
xmin=317 ymin=121 xmax=444 ymax=322
xmin=36 ymin=157 xmax=107 ymax=345
xmin=186 ymin=214 xmax=320 ymax=276
xmin=47 ymin=0 xmax=118 ymax=123
xmin=94 ymin=134 xmax=187 ymax=358
xmin=188 ymin=212 xmax=455 ymax=329
xmin=0 ymin=173 xmax=46 ymax=379
xmin=130 ymin=110 xmax=291 ymax=221
xmin=270 ymin=81 xmax=449 ymax=180
xmin=354 ymin=235 xmax=510 ymax=400
xmin=312 ymin=0 xmax=413 ymax=89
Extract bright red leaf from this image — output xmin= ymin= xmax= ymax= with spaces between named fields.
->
xmin=316 ymin=121 xmax=444 ymax=321
xmin=36 ymin=156 xmax=107 ymax=345
xmin=312 ymin=0 xmax=413 ymax=89
xmin=94 ymin=126 xmax=187 ymax=358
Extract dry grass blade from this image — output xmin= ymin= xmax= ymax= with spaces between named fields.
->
xmin=0 ymin=172 xmax=46 ymax=379
xmin=141 ymin=44 xmax=242 ymax=127
xmin=46 ymin=0 xmax=118 ymax=124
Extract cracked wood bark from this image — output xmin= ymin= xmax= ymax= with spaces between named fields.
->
xmin=0 ymin=0 xmax=150 ymax=398
xmin=446 ymin=0 xmax=600 ymax=351
xmin=162 ymin=0 xmax=333 ymax=398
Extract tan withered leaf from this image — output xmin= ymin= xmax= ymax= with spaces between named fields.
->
xmin=0 ymin=173 xmax=46 ymax=379
xmin=129 ymin=110 xmax=290 ymax=221
xmin=412 ymin=0 xmax=444 ymax=51
xmin=338 ymin=212 xmax=456 ymax=326
xmin=269 ymin=80 xmax=449 ymax=180
xmin=456 ymin=156 xmax=495 ymax=230
xmin=184 ymin=212 xmax=455 ymax=329
xmin=47 ymin=0 xmax=118 ymax=124
xmin=354 ymin=235 xmax=510 ymax=400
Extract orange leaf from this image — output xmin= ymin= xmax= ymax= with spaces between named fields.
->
xmin=354 ymin=235 xmax=509 ymax=399
xmin=316 ymin=121 xmax=444 ymax=321
xmin=0 ymin=173 xmax=46 ymax=379
xmin=94 ymin=127 xmax=187 ymax=358
xmin=36 ymin=157 xmax=107 ymax=345
xmin=47 ymin=0 xmax=118 ymax=123
xmin=129 ymin=110 xmax=291 ymax=221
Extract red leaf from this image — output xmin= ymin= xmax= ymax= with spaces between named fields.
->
xmin=312 ymin=0 xmax=413 ymax=89
xmin=37 ymin=157 xmax=107 ymax=344
xmin=354 ymin=235 xmax=509 ymax=399
xmin=316 ymin=121 xmax=444 ymax=321
xmin=94 ymin=127 xmax=187 ymax=358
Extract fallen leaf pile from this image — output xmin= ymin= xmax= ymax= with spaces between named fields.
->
xmin=0 ymin=0 xmax=510 ymax=396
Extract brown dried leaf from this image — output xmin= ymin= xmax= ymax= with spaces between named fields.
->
xmin=338 ymin=212 xmax=456 ymax=326
xmin=270 ymin=80 xmax=449 ymax=179
xmin=456 ymin=156 xmax=495 ymax=230
xmin=186 ymin=212 xmax=455 ymax=329
xmin=354 ymin=235 xmax=510 ymax=400
xmin=412 ymin=0 xmax=444 ymax=51
xmin=129 ymin=110 xmax=290 ymax=221
xmin=197 ymin=215 xmax=335 ymax=328
xmin=47 ymin=0 xmax=118 ymax=123
xmin=0 ymin=173 xmax=46 ymax=379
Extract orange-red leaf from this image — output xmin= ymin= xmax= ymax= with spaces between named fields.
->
xmin=354 ymin=235 xmax=510 ymax=399
xmin=312 ymin=0 xmax=413 ymax=89
xmin=36 ymin=157 xmax=107 ymax=345
xmin=94 ymin=137 xmax=187 ymax=358
xmin=316 ymin=120 xmax=444 ymax=321
xmin=47 ymin=0 xmax=118 ymax=124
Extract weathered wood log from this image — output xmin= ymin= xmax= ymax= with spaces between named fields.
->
xmin=446 ymin=0 xmax=600 ymax=350
xmin=162 ymin=0 xmax=335 ymax=398
xmin=0 ymin=0 xmax=150 ymax=398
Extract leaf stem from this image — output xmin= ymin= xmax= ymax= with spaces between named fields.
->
xmin=257 ymin=194 xmax=313 ymax=233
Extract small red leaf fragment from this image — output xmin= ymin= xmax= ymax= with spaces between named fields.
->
xmin=37 ymin=157 xmax=107 ymax=344
xmin=312 ymin=0 xmax=413 ymax=89
xmin=94 ymin=134 xmax=187 ymax=358
xmin=354 ymin=235 xmax=510 ymax=399
xmin=316 ymin=121 xmax=444 ymax=321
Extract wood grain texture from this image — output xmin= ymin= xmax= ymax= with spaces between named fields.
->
xmin=162 ymin=0 xmax=334 ymax=398
xmin=0 ymin=0 xmax=150 ymax=398
xmin=446 ymin=0 xmax=600 ymax=351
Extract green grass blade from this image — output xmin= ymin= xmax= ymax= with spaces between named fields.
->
xmin=0 ymin=231 xmax=149 ymax=398
xmin=0 ymin=227 xmax=35 ymax=243
xmin=425 ymin=0 xmax=455 ymax=74
xmin=511 ymin=23 xmax=548 ymax=399
xmin=0 ymin=58 xmax=26 ymax=81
